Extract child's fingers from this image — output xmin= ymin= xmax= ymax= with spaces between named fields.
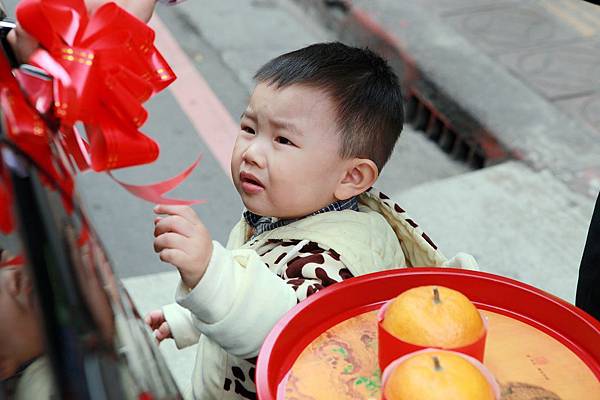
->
xmin=154 ymin=215 xmax=195 ymax=238
xmin=153 ymin=232 xmax=188 ymax=254
xmin=155 ymin=321 xmax=172 ymax=341
xmin=158 ymin=248 xmax=187 ymax=267
xmin=154 ymin=205 xmax=200 ymax=225
xmin=144 ymin=309 xmax=165 ymax=329
xmin=145 ymin=314 xmax=159 ymax=330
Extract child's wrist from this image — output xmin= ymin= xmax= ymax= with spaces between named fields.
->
xmin=181 ymin=275 xmax=200 ymax=291
xmin=181 ymin=267 xmax=205 ymax=290
xmin=181 ymin=243 xmax=213 ymax=290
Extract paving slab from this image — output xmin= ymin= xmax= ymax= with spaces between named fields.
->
xmin=497 ymin=40 xmax=600 ymax=100
xmin=554 ymin=92 xmax=600 ymax=135
xmin=122 ymin=271 xmax=195 ymax=400
xmin=392 ymin=161 xmax=596 ymax=303
xmin=442 ymin=3 xmax=582 ymax=54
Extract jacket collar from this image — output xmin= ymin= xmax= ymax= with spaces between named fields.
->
xmin=243 ymin=197 xmax=359 ymax=238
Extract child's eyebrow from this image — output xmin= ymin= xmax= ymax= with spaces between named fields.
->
xmin=270 ymin=117 xmax=303 ymax=137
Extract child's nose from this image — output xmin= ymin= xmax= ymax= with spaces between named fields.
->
xmin=242 ymin=141 xmax=266 ymax=168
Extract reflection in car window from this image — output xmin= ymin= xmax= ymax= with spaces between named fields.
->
xmin=0 ymin=250 xmax=56 ymax=400
xmin=1 ymin=142 xmax=180 ymax=399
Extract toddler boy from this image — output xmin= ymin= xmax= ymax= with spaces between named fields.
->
xmin=146 ymin=42 xmax=475 ymax=399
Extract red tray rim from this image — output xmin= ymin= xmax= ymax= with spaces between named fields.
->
xmin=256 ymin=267 xmax=600 ymax=399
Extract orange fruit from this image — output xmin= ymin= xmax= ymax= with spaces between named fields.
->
xmin=382 ymin=285 xmax=484 ymax=348
xmin=383 ymin=350 xmax=495 ymax=400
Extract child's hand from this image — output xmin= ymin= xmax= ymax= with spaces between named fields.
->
xmin=153 ymin=205 xmax=213 ymax=289
xmin=144 ymin=309 xmax=172 ymax=342
xmin=8 ymin=0 xmax=157 ymax=64
xmin=85 ymin=0 xmax=156 ymax=22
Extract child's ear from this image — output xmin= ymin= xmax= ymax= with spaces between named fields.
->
xmin=4 ymin=269 xmax=33 ymax=309
xmin=4 ymin=269 xmax=21 ymax=297
xmin=334 ymin=158 xmax=379 ymax=201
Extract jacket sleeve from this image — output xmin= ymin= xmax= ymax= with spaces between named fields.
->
xmin=174 ymin=240 xmax=353 ymax=359
xmin=162 ymin=302 xmax=201 ymax=349
xmin=442 ymin=252 xmax=479 ymax=270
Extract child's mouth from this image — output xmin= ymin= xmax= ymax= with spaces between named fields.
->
xmin=240 ymin=172 xmax=264 ymax=194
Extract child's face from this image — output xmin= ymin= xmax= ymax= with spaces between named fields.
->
xmin=0 ymin=271 xmax=19 ymax=379
xmin=0 ymin=268 xmax=43 ymax=379
xmin=232 ymin=83 xmax=349 ymax=218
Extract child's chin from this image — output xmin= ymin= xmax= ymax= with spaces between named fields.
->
xmin=243 ymin=202 xmax=267 ymax=216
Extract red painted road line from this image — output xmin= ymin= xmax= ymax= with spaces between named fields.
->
xmin=149 ymin=16 xmax=238 ymax=179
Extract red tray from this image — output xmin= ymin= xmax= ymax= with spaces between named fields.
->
xmin=256 ymin=268 xmax=600 ymax=399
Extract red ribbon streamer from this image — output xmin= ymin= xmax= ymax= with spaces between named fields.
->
xmin=0 ymin=254 xmax=25 ymax=269
xmin=109 ymin=156 xmax=205 ymax=205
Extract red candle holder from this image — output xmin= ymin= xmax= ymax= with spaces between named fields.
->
xmin=380 ymin=348 xmax=501 ymax=400
xmin=377 ymin=299 xmax=487 ymax=371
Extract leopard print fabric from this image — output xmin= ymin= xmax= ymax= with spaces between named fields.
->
xmin=221 ymin=239 xmax=354 ymax=398
xmin=255 ymin=239 xmax=354 ymax=302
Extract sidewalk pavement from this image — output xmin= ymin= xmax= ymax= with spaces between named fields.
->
xmin=395 ymin=161 xmax=593 ymax=302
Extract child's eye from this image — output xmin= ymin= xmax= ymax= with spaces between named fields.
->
xmin=275 ymin=136 xmax=294 ymax=146
xmin=241 ymin=126 xmax=255 ymax=134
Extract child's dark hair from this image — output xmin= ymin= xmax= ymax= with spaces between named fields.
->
xmin=254 ymin=42 xmax=404 ymax=172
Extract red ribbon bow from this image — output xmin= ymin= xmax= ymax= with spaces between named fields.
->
xmin=0 ymin=0 xmax=203 ymax=234
xmin=16 ymin=0 xmax=176 ymax=172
